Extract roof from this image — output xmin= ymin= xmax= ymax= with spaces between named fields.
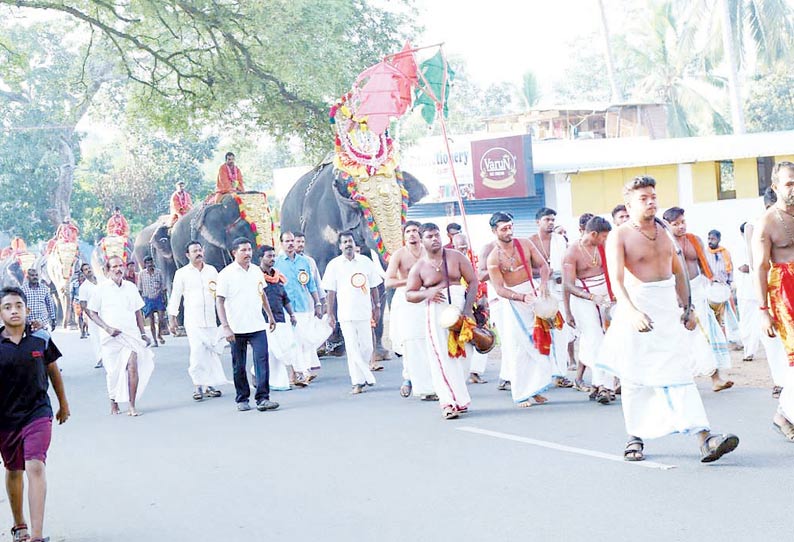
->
xmin=484 ymin=102 xmax=666 ymax=122
xmin=531 ymin=130 xmax=794 ymax=173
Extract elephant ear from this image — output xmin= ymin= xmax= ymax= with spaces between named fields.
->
xmin=400 ymin=170 xmax=429 ymax=206
xmin=333 ymin=174 xmax=363 ymax=232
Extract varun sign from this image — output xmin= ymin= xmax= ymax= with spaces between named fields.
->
xmin=471 ymin=134 xmax=534 ymax=199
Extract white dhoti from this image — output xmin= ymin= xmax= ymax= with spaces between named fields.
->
xmin=569 ymin=274 xmax=614 ymax=390
xmin=470 ymin=350 xmax=488 ymax=376
xmin=425 ymin=285 xmax=471 ymax=410
xmin=500 ymin=281 xmax=554 ymax=403
xmin=737 ymin=295 xmax=760 ymax=359
xmin=401 ymin=296 xmax=434 ymax=397
xmin=185 ymin=326 xmax=230 ymax=388
xmin=264 ymin=322 xmax=296 ymax=391
xmin=779 ymin=365 xmax=794 ymax=423
xmin=549 ymin=282 xmax=571 ymax=377
xmin=598 ymin=278 xmax=710 ymax=439
xmin=389 ymin=287 xmax=407 ymax=356
xmin=294 ymin=311 xmax=321 ymax=373
xmin=86 ymin=318 xmax=102 ymax=363
xmin=100 ymin=332 xmax=155 ymax=404
xmin=690 ymin=275 xmax=731 ymax=377
xmin=339 ymin=320 xmax=375 ymax=386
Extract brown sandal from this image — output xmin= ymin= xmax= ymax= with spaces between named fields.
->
xmin=11 ymin=523 xmax=29 ymax=542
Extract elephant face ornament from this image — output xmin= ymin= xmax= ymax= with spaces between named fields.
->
xmin=353 ymin=173 xmax=406 ymax=257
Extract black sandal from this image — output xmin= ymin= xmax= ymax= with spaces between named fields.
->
xmin=192 ymin=389 xmax=204 ymax=401
xmin=11 ymin=524 xmax=29 ymax=542
xmin=624 ymin=437 xmax=645 ymax=462
xmin=205 ymin=387 xmax=222 ymax=398
xmin=700 ymin=433 xmax=740 ymax=463
xmin=596 ymin=388 xmax=611 ymax=405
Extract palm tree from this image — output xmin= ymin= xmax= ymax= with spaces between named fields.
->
xmin=629 ymin=0 xmax=731 ymax=136
xmin=596 ymin=0 xmax=625 ymax=102
xmin=521 ymin=70 xmax=541 ymax=108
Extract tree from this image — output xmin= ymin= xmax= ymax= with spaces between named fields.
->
xmin=0 ymin=0 xmax=413 ymax=157
xmin=520 ymin=71 xmax=541 ymax=108
xmin=596 ymin=0 xmax=625 ymax=102
xmin=744 ymin=67 xmax=794 ymax=133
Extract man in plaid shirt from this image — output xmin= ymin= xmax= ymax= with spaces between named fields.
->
xmin=138 ymin=256 xmax=168 ymax=346
xmin=22 ymin=268 xmax=56 ymax=330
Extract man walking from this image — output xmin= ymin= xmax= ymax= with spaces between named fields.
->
xmin=216 ymin=238 xmax=278 ymax=412
xmin=21 ymin=269 xmax=55 ymax=332
xmin=77 ymin=263 xmax=103 ymax=369
xmin=168 ymin=241 xmax=228 ymax=402
xmin=138 ymin=256 xmax=168 ymax=346
xmin=598 ymin=176 xmax=738 ymax=463
xmin=323 ymin=231 xmax=383 ymax=395
xmin=86 ymin=256 xmax=154 ymax=417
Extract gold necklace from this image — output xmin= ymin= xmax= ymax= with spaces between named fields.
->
xmin=427 ymin=257 xmax=443 ymax=272
xmin=631 ymin=221 xmax=658 ymax=241
xmin=497 ymin=246 xmax=518 ymax=273
xmin=578 ymin=240 xmax=599 ymax=267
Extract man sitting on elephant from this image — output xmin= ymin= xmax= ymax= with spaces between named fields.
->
xmin=55 ymin=216 xmax=79 ymax=244
xmin=216 ymin=152 xmax=245 ymax=197
xmin=106 ymin=207 xmax=130 ymax=238
xmin=169 ymin=181 xmax=193 ymax=227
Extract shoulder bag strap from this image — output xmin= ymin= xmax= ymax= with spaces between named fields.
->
xmin=442 ymin=248 xmax=452 ymax=305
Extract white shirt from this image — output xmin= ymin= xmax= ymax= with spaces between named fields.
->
xmin=78 ymin=278 xmax=100 ymax=303
xmin=216 ymin=261 xmax=267 ymax=334
xmin=87 ymin=279 xmax=144 ymax=337
xmin=321 ymin=254 xmax=383 ymax=321
xmin=167 ymin=263 xmax=219 ymax=328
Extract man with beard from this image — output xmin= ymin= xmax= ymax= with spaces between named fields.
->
xmin=77 ymin=263 xmax=103 ymax=369
xmin=168 ymin=241 xmax=229 ymax=402
xmin=323 ymin=232 xmax=382 ymax=395
xmin=86 ymin=256 xmax=154 ymax=417
xmin=563 ymin=216 xmax=615 ymax=404
xmin=216 ymin=152 xmax=245 ymax=195
xmin=21 ymin=269 xmax=55 ymax=332
xmin=384 ymin=221 xmax=435 ymax=400
xmin=662 ymin=207 xmax=733 ymax=392
xmin=406 ymin=223 xmax=478 ymax=419
xmin=598 ymin=176 xmax=738 ymax=463
xmin=528 ymin=207 xmax=573 ymax=387
xmin=752 ymin=161 xmax=794 ymax=441
xmin=611 ymin=204 xmax=629 ymax=226
xmin=487 ymin=213 xmax=555 ymax=409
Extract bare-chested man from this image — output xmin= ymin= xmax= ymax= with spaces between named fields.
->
xmin=529 ymin=207 xmax=573 ymax=386
xmin=663 ymin=207 xmax=733 ymax=391
xmin=598 ymin=175 xmax=739 ymax=463
xmin=564 ymin=216 xmax=615 ymax=405
xmin=487 ymin=212 xmax=555 ymax=408
xmin=565 ymin=213 xmax=594 ymax=392
xmin=752 ymin=161 xmax=794 ymax=442
xmin=406 ymin=223 xmax=478 ymax=419
xmin=384 ymin=220 xmax=436 ymax=401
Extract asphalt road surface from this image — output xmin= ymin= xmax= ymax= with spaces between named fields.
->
xmin=2 ymin=329 xmax=792 ymax=541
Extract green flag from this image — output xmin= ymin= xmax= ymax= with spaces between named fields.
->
xmin=414 ymin=51 xmax=455 ymax=125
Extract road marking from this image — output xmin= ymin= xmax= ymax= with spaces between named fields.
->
xmin=456 ymin=426 xmax=676 ymax=470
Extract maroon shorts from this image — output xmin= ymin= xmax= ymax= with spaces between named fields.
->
xmin=0 ymin=417 xmax=53 ymax=471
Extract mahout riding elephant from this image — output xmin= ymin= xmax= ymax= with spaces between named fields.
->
xmin=170 ymin=192 xmax=274 ymax=271
xmin=133 ymin=221 xmax=177 ymax=294
xmin=280 ymin=163 xmax=428 ymax=355
xmin=39 ymin=244 xmax=81 ymax=328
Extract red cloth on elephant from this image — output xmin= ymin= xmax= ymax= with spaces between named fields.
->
xmin=55 ymin=222 xmax=79 ymax=244
xmin=169 ymin=190 xmax=193 ymax=226
xmin=106 ymin=215 xmax=130 ymax=237
xmin=216 ymin=164 xmax=245 ymax=194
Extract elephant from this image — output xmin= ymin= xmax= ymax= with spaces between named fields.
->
xmin=91 ymin=235 xmax=134 ymax=278
xmin=279 ymin=163 xmax=428 ymax=356
xmin=170 ymin=192 xmax=275 ymax=271
xmin=0 ymin=257 xmax=24 ymax=288
xmin=133 ymin=221 xmax=177 ymax=294
xmin=39 ymin=243 xmax=81 ymax=328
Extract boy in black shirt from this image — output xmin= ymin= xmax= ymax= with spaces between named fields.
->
xmin=0 ymin=287 xmax=69 ymax=542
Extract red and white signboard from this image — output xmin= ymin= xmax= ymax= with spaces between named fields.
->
xmin=471 ymin=135 xmax=534 ymax=199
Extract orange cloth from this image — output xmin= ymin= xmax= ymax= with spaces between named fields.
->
xmin=448 ymin=316 xmax=475 ymax=358
xmin=216 ymin=164 xmax=245 ymax=193
xmin=533 ymin=312 xmax=564 ymax=356
xmin=263 ymin=268 xmax=287 ymax=285
xmin=55 ymin=222 xmax=79 ymax=243
xmin=169 ymin=190 xmax=193 ymax=225
xmin=106 ymin=215 xmax=130 ymax=237
xmin=686 ymin=233 xmax=713 ymax=280
xmin=708 ymin=246 xmax=733 ymax=274
xmin=768 ymin=262 xmax=794 ymax=366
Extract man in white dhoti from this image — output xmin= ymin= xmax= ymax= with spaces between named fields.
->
xmin=323 ymin=231 xmax=383 ymax=395
xmin=529 ymin=207 xmax=573 ymax=387
xmin=752 ymin=161 xmax=794 ymax=442
xmin=452 ymin=233 xmax=490 ymax=385
xmin=478 ymin=240 xmax=509 ymax=390
xmin=77 ymin=263 xmax=102 ymax=369
xmin=384 ymin=221 xmax=436 ymax=400
xmin=406 ymin=223 xmax=479 ymax=419
xmin=663 ymin=207 xmax=733 ymax=392
xmin=487 ymin=213 xmax=555 ymax=408
xmin=598 ymin=175 xmax=739 ymax=463
xmin=167 ymin=241 xmax=229 ymax=402
xmin=86 ymin=255 xmax=154 ymax=417
xmin=295 ymin=232 xmax=327 ymax=370
xmin=563 ymin=216 xmax=616 ymax=405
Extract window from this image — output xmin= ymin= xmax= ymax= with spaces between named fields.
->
xmin=717 ymin=160 xmax=736 ymax=200
xmin=757 ymin=156 xmax=774 ymax=196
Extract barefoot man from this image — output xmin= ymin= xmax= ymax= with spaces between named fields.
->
xmin=598 ymin=176 xmax=739 ymax=463
xmin=86 ymin=255 xmax=154 ymax=416
xmin=663 ymin=207 xmax=733 ymax=392
xmin=563 ymin=216 xmax=616 ymax=404
xmin=406 ymin=223 xmax=478 ymax=419
xmin=752 ymin=161 xmax=794 ymax=442
xmin=384 ymin=221 xmax=435 ymax=400
xmin=487 ymin=212 xmax=555 ymax=408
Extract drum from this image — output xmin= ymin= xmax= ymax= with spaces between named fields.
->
xmin=472 ymin=326 xmax=496 ymax=354
xmin=533 ymin=296 xmax=559 ymax=319
xmin=707 ymin=282 xmax=731 ymax=305
xmin=440 ymin=305 xmax=463 ymax=329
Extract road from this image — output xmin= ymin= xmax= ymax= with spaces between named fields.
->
xmin=2 ymin=329 xmax=792 ymax=541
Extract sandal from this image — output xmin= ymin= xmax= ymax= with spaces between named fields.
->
xmin=700 ymin=433 xmax=740 ymax=463
xmin=596 ymin=388 xmax=611 ymax=405
xmin=420 ymin=394 xmax=438 ymax=401
xmin=624 ymin=437 xmax=645 ymax=462
xmin=556 ymin=377 xmax=574 ymax=388
xmin=772 ymin=386 xmax=783 ymax=399
xmin=773 ymin=418 xmax=794 ymax=442
xmin=573 ymin=379 xmax=591 ymax=392
xmin=205 ymin=387 xmax=222 ymax=398
xmin=399 ymin=380 xmax=412 ymax=398
xmin=11 ymin=523 xmax=29 ymax=542
xmin=497 ymin=379 xmax=511 ymax=391
xmin=443 ymin=406 xmax=459 ymax=420
xmin=192 ymin=389 xmax=204 ymax=401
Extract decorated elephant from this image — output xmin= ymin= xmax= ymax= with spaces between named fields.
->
xmin=133 ymin=220 xmax=177 ymax=294
xmin=171 ymin=191 xmax=277 ymax=270
xmin=280 ymin=163 xmax=428 ymax=274
xmin=91 ymin=234 xmax=134 ymax=278
xmin=41 ymin=241 xmax=81 ymax=328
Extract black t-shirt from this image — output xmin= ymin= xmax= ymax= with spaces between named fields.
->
xmin=0 ymin=327 xmax=62 ymax=430
xmin=263 ymin=281 xmax=291 ymax=324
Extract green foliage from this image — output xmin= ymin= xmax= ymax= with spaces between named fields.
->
xmin=745 ymin=67 xmax=794 ymax=133
xmin=521 ymin=71 xmax=541 ymax=108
